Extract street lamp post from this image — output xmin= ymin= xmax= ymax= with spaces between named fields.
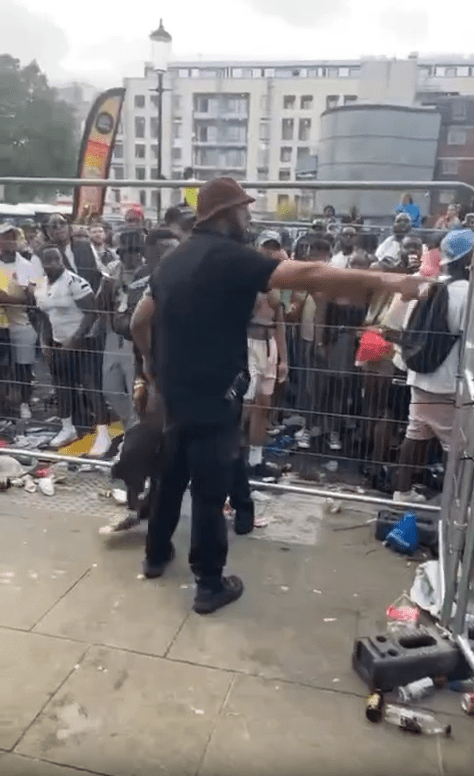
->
xmin=150 ymin=20 xmax=172 ymax=222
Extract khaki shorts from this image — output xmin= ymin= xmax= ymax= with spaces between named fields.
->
xmin=406 ymin=387 xmax=456 ymax=450
xmin=245 ymin=336 xmax=278 ymax=401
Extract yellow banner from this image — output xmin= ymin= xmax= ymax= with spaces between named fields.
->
xmin=73 ymin=88 xmax=125 ymax=221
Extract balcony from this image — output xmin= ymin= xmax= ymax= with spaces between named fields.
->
xmin=193 ymin=110 xmax=248 ymax=120
xmin=192 ymin=139 xmax=247 ymax=147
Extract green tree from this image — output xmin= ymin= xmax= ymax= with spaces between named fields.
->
xmin=0 ymin=54 xmax=78 ymax=203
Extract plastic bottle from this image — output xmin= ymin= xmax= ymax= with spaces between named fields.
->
xmin=386 ymin=591 xmax=420 ymax=634
xmin=397 ymin=677 xmax=435 ymax=703
xmin=449 ymin=678 xmax=474 ymax=692
xmin=384 ymin=705 xmax=451 ymax=736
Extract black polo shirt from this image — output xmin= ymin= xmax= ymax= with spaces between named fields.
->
xmin=149 ymin=227 xmax=279 ymax=424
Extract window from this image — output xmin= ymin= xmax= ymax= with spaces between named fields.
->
xmin=447 ymin=128 xmax=467 ymax=145
xmin=283 ymin=95 xmax=295 ymax=109
xmin=257 ymin=169 xmax=269 ymax=181
xmin=113 ymin=143 xmax=123 ymax=159
xmin=328 ymin=67 xmax=339 ymax=77
xmin=446 ymin=67 xmax=457 ymax=77
xmin=116 ymin=120 xmax=123 ymax=135
xmin=173 ymin=122 xmax=183 ymax=139
xmin=135 ymin=144 xmax=146 ymax=159
xmin=452 ymin=101 xmax=467 ymax=120
xmin=232 ymin=68 xmax=242 ymax=78
xmin=435 ymin=66 xmax=446 ymax=77
xmin=196 ymin=96 xmax=209 ymax=113
xmin=172 ymin=147 xmax=182 ymax=160
xmin=441 ymin=159 xmax=459 ymax=175
xmin=150 ymin=117 xmax=158 ymax=138
xmin=252 ymin=68 xmax=262 ymax=78
xmin=264 ymin=68 xmax=275 ymax=78
xmin=326 ymin=95 xmax=339 ymax=110
xmin=259 ymin=121 xmax=270 ymax=141
xmin=339 ymin=67 xmax=350 ymax=77
xmin=296 ymin=147 xmax=310 ymax=163
xmin=280 ymin=147 xmax=292 ymax=163
xmin=279 ymin=170 xmax=291 ymax=181
xmin=150 ymin=167 xmax=158 ymax=179
xmin=151 ymin=191 xmax=159 ymax=209
xmin=344 ymin=94 xmax=357 ymax=105
xmin=281 ymin=118 xmax=294 ymax=140
xmin=458 ymin=66 xmax=470 ymax=77
xmin=112 ymin=165 xmax=124 ymax=180
xmin=172 ymin=94 xmax=182 ymax=113
xmin=112 ymin=189 xmax=120 ymax=203
xmin=134 ymin=94 xmax=145 ymax=109
xmin=191 ymin=69 xmax=199 ymax=78
xmin=257 ymin=146 xmax=269 ymax=168
xmin=135 ymin=116 xmax=145 ymax=138
xmin=135 ymin=167 xmax=146 ymax=180
xmin=151 ymin=144 xmax=158 ymax=158
xmin=139 ymin=190 xmax=147 ymax=207
xmin=150 ymin=94 xmax=159 ymax=109
xmin=300 ymin=95 xmax=313 ymax=110
xmin=298 ymin=118 xmax=311 ymax=141
xmin=277 ymin=194 xmax=290 ymax=210
xmin=178 ymin=69 xmax=189 ymax=78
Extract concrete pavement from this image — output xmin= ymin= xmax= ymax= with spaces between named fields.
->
xmin=1 ymin=488 xmax=473 ymax=775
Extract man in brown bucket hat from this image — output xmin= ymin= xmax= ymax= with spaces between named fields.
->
xmin=132 ymin=176 xmax=428 ymax=615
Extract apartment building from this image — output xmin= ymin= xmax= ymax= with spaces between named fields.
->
xmin=112 ymin=54 xmax=474 ymax=219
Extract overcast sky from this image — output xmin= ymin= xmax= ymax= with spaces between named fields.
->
xmin=1 ymin=0 xmax=472 ymax=87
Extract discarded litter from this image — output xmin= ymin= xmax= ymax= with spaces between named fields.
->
xmin=324 ymin=497 xmax=342 ymax=514
xmin=280 ymin=586 xmax=289 ymax=592
xmin=384 ymin=511 xmax=419 ymax=556
xmin=38 ymin=477 xmax=55 ymax=497
xmin=386 ymin=591 xmax=420 ymax=634
xmin=461 ymin=693 xmax=474 ymax=715
xmin=449 ymin=678 xmax=474 ymax=692
xmin=366 ymin=690 xmax=384 ymax=723
xmin=397 ymin=677 xmax=435 ymax=704
xmin=323 ymin=617 xmax=337 ymax=623
xmin=384 ymin=705 xmax=451 ymax=736
xmin=313 ymin=589 xmax=322 ymax=595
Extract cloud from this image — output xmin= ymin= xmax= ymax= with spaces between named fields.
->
xmin=379 ymin=7 xmax=429 ymax=48
xmin=242 ymin=0 xmax=348 ymax=27
xmin=0 ymin=0 xmax=69 ymax=78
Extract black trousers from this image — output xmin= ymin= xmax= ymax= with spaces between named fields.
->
xmin=145 ymin=418 xmax=240 ymax=587
xmin=229 ymin=450 xmax=254 ymax=531
xmin=50 ymin=339 xmax=108 ymax=425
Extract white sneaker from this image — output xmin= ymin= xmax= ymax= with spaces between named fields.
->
xmin=50 ymin=426 xmax=78 ymax=449
xmin=328 ymin=432 xmax=342 ymax=451
xmin=89 ymin=428 xmax=112 ymax=457
xmin=393 ymin=490 xmax=427 ymax=504
xmin=296 ymin=429 xmax=311 ymax=449
xmin=20 ymin=403 xmax=32 ymax=420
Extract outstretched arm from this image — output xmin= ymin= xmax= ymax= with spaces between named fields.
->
xmin=269 ymin=259 xmax=428 ymax=302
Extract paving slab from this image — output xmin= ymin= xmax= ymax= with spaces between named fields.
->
xmin=0 ymin=753 xmax=96 ymax=776
xmin=0 ymin=506 xmax=98 ymax=630
xmin=33 ymin=532 xmax=190 ymax=656
xmin=0 ymin=630 xmax=87 ymax=750
xmin=16 ymin=644 xmax=233 ymax=776
xmin=168 ymin=531 xmax=415 ymax=692
xmin=198 ymin=673 xmax=471 ymax=776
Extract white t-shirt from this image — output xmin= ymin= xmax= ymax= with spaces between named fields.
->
xmin=375 ymin=235 xmax=402 ymax=266
xmin=407 ymin=280 xmax=468 ymax=394
xmin=0 ymin=252 xmax=44 ymax=327
xmin=35 ymin=269 xmax=92 ymax=344
xmin=331 ymin=251 xmax=350 ymax=269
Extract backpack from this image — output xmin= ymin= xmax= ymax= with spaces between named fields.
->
xmin=401 ymin=280 xmax=460 ymax=374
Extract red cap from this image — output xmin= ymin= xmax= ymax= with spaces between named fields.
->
xmin=355 ymin=330 xmax=393 ymax=363
xmin=125 ymin=205 xmax=144 ymax=220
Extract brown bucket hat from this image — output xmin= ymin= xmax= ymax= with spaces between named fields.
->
xmin=196 ymin=177 xmax=255 ymax=224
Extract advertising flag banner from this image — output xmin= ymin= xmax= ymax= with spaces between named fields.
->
xmin=72 ymin=88 xmax=125 ymax=221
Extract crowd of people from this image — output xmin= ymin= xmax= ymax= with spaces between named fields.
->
xmin=0 ymin=194 xmax=470 ymax=489
xmin=0 ymin=179 xmax=468 ymax=612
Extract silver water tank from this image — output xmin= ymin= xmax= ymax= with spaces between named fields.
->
xmin=317 ymin=103 xmax=441 ymax=219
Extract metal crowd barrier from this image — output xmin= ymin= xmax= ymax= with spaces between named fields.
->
xmin=2 ymin=176 xmax=474 ymax=665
